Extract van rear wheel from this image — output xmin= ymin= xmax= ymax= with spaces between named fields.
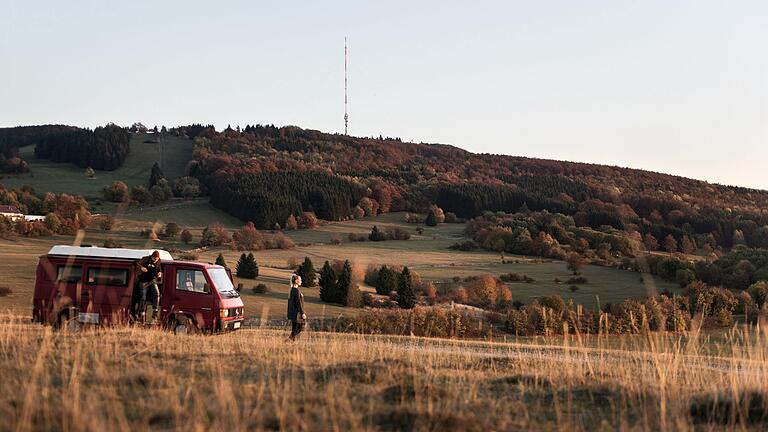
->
xmin=172 ymin=316 xmax=197 ymax=335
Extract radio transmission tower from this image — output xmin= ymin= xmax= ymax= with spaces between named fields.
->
xmin=344 ymin=37 xmax=349 ymax=135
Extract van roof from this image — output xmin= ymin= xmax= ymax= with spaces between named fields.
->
xmin=47 ymin=245 xmax=174 ymax=261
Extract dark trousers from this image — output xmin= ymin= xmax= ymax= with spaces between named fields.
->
xmin=290 ymin=321 xmax=305 ymax=340
xmin=140 ymin=281 xmax=160 ymax=314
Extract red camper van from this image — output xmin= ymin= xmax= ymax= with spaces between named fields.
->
xmin=31 ymin=245 xmax=245 ymax=334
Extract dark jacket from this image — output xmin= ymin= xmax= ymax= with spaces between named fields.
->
xmin=136 ymin=256 xmax=161 ymax=283
xmin=287 ymin=287 xmax=305 ymax=322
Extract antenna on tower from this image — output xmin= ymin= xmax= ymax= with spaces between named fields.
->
xmin=344 ymin=37 xmax=349 ymax=135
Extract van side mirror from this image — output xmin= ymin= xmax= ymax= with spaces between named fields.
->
xmin=236 ymin=283 xmax=243 ymax=292
xmin=204 ymin=283 xmax=210 ymax=293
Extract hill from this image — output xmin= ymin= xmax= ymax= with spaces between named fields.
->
xmin=188 ymin=125 xmax=768 ymax=255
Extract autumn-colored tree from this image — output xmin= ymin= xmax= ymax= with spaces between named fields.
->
xmin=664 ymin=235 xmax=678 ymax=253
xmin=566 ymin=252 xmax=585 ymax=275
xmin=644 ymin=233 xmax=659 ymax=251
xmin=180 ymin=229 xmax=193 ymax=244
xmin=232 ymin=222 xmax=264 ymax=250
xmin=285 ymin=214 xmax=298 ymax=230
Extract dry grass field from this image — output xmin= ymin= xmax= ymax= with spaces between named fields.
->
xmin=2 ymin=313 xmax=767 ymax=431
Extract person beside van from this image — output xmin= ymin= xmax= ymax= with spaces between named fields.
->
xmin=136 ymin=250 xmax=162 ymax=324
xmin=286 ymin=274 xmax=306 ymax=341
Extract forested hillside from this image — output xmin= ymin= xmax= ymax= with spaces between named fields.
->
xmin=0 ymin=124 xmax=130 ymax=170
xmin=180 ymin=124 xmax=768 ymax=252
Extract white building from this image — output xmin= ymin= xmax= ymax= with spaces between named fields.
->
xmin=0 ymin=205 xmax=23 ymax=221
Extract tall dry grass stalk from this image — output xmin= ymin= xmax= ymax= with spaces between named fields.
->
xmin=1 ymin=313 xmax=767 ymax=431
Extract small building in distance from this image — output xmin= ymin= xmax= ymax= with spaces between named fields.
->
xmin=0 ymin=205 xmax=23 ymax=221
xmin=0 ymin=205 xmax=45 ymax=222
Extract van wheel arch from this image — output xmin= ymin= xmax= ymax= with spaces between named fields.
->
xmin=170 ymin=314 xmax=198 ymax=335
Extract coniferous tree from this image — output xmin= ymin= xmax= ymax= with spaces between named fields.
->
xmin=376 ymin=265 xmax=397 ymax=295
xmin=215 ymin=253 xmax=227 ymax=268
xmin=336 ymin=260 xmax=352 ymax=304
xmin=296 ymin=256 xmax=316 ymax=287
xmin=236 ymin=253 xmax=258 ymax=279
xmin=397 ymin=266 xmax=416 ymax=309
xmin=319 ymin=260 xmax=337 ymax=303
xmin=369 ymin=225 xmax=386 ymax=241
xmin=336 ymin=260 xmax=360 ymax=306
xmin=149 ymin=162 xmax=165 ymax=188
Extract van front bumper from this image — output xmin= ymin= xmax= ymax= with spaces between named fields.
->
xmin=218 ymin=317 xmax=244 ymax=331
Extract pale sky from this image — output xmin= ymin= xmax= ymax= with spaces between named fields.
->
xmin=2 ymin=1 xmax=766 ymax=189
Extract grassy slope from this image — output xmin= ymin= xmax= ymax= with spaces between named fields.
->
xmin=0 ymin=132 xmax=193 ymax=199
xmin=1 ymin=315 xmax=766 ymax=431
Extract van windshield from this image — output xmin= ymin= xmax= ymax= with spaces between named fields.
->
xmin=208 ymin=268 xmax=239 ymax=297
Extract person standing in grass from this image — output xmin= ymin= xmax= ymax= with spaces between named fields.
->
xmin=287 ymin=274 xmax=306 ymax=341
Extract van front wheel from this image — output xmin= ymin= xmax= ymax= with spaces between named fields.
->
xmin=172 ymin=316 xmax=197 ymax=335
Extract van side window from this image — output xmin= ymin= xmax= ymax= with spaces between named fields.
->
xmin=176 ymin=269 xmax=209 ymax=293
xmin=87 ymin=268 xmax=129 ymax=286
xmin=57 ymin=266 xmax=82 ymax=283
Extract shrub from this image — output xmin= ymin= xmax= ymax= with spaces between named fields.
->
xmin=299 ymin=212 xmax=318 ymax=229
xmin=201 ymin=223 xmax=231 ymax=247
xmin=287 ymin=256 xmax=301 ymax=270
xmin=675 ymin=268 xmax=696 ymax=288
xmin=569 ymin=285 xmax=579 ymax=293
xmin=537 ymin=295 xmax=566 ymax=316
xmin=164 ymin=222 xmax=181 ymax=239
xmin=566 ymin=276 xmax=588 ymax=284
xmin=130 ymin=185 xmax=151 ymax=204
xmin=749 ymin=281 xmax=768 ymax=310
xmin=451 ymin=287 xmax=469 ymax=304
xmin=103 ymin=238 xmax=123 ymax=248
xmin=337 ymin=308 xmax=491 ymax=339
xmin=98 ymin=215 xmax=115 ymax=231
xmin=466 ymin=275 xmax=500 ymax=307
xmin=180 ymin=229 xmax=193 ymax=244
xmin=232 ymin=222 xmax=264 ymax=251
xmin=500 ymin=273 xmax=535 ymax=283
xmin=425 ymin=205 xmax=445 ymax=226
xmin=252 ymin=283 xmax=269 ymax=294
xmin=385 ymin=226 xmax=410 ymax=240
xmin=404 ymin=213 xmax=423 ymax=224
xmin=103 ymin=181 xmax=129 ymax=202
xmin=449 ymin=240 xmax=479 ymax=251
xmin=176 ymin=251 xmax=199 ymax=261
xmin=368 ymin=225 xmax=386 ymax=241
xmin=271 ymin=232 xmax=295 ymax=249
xmin=566 ymin=252 xmax=585 ymax=275
xmin=285 ymin=214 xmax=298 ymax=230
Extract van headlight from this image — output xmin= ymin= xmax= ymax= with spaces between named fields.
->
xmin=219 ymin=309 xmax=229 ymax=318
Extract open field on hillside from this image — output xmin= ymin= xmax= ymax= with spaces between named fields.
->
xmin=1 ymin=314 xmax=767 ymax=431
xmin=0 ymin=206 xmax=679 ymax=315
xmin=0 ymin=132 xmax=193 ymax=200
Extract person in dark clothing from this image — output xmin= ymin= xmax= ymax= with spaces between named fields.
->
xmin=286 ymin=274 xmax=306 ymax=341
xmin=135 ymin=251 xmax=162 ymax=324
